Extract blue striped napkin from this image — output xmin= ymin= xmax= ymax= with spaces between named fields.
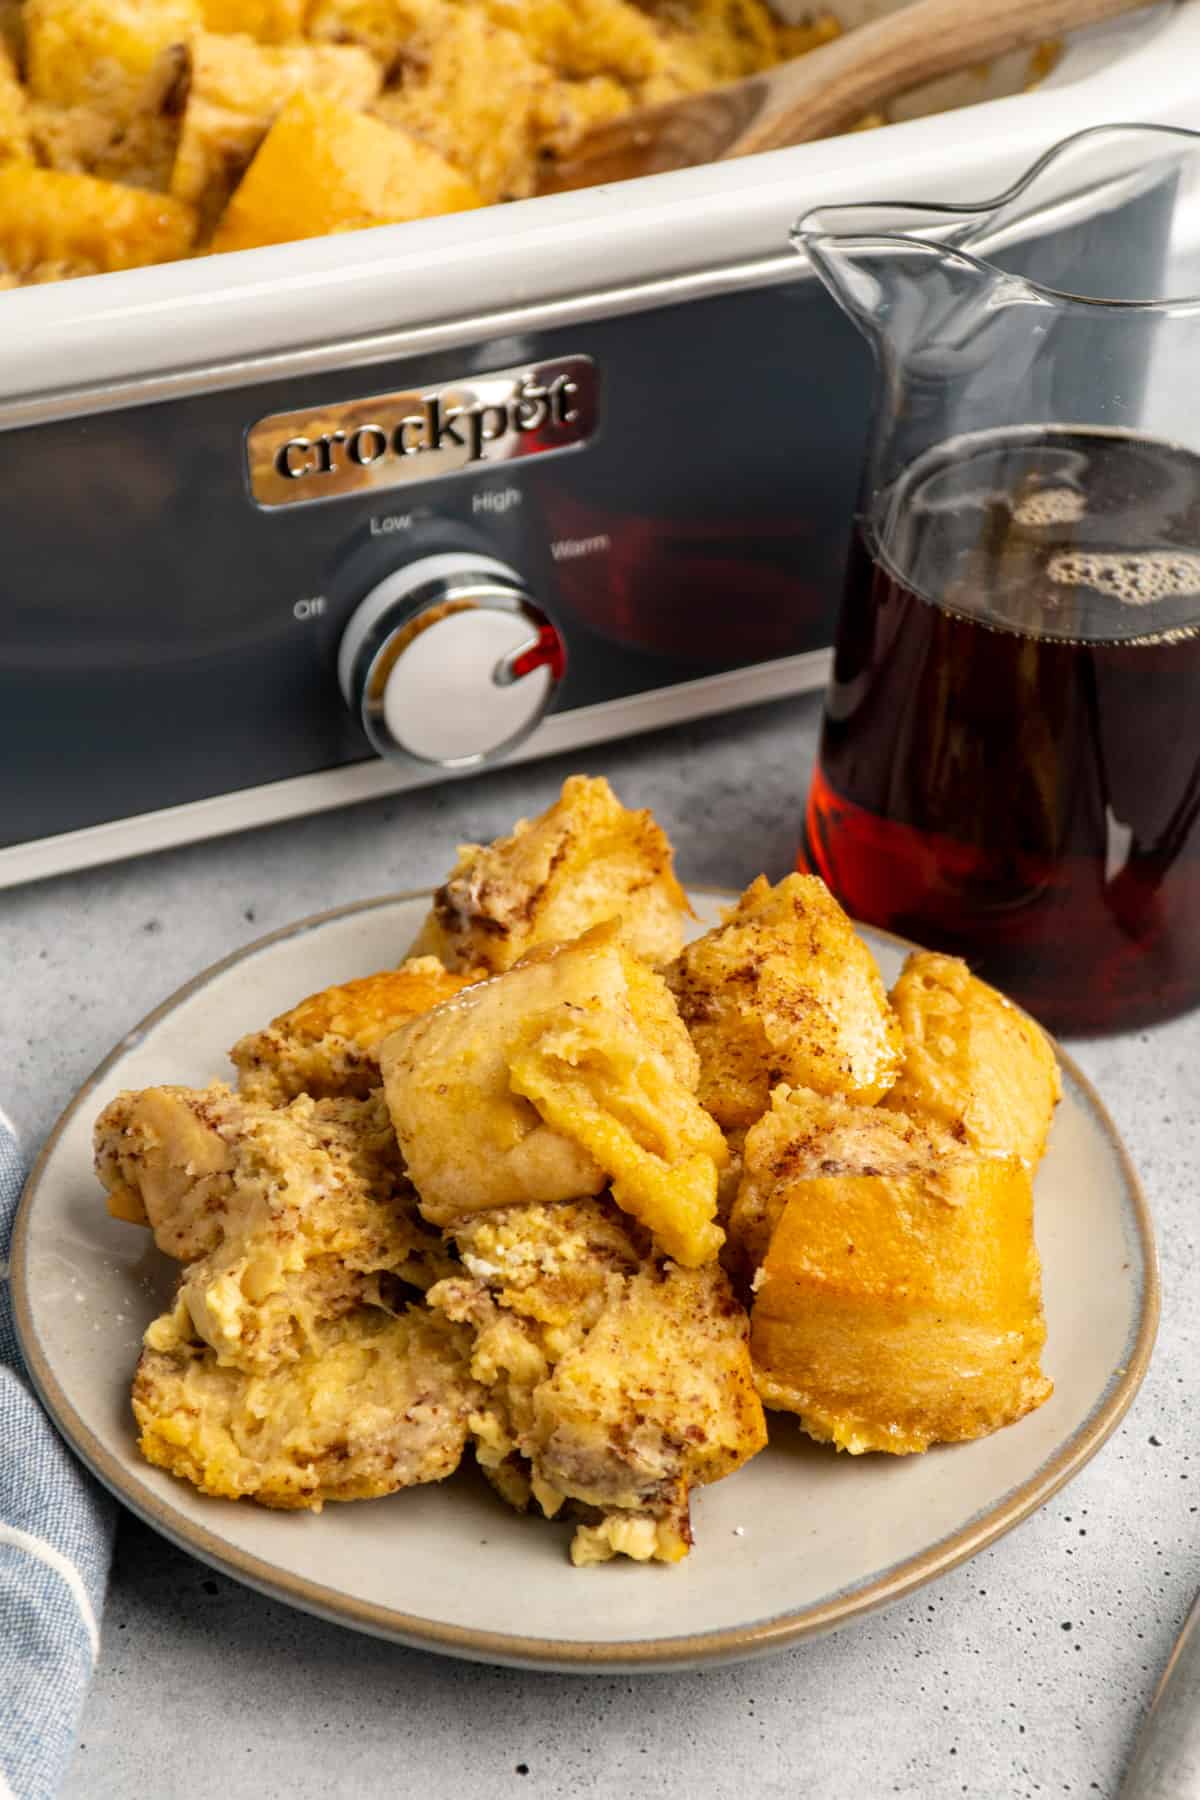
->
xmin=0 ymin=1114 xmax=116 ymax=1800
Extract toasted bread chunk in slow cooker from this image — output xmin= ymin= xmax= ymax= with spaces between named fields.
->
xmin=483 ymin=0 xmax=775 ymax=93
xmin=0 ymin=44 xmax=30 ymax=161
xmin=484 ymin=0 xmax=671 ymax=81
xmin=371 ymin=8 xmax=549 ymax=202
xmin=171 ymin=33 xmax=382 ymax=230
xmin=429 ymin=1195 xmax=765 ymax=1563
xmin=883 ymin=951 xmax=1062 ymax=1168
xmin=230 ymin=956 xmax=484 ymax=1105
xmin=528 ymin=67 xmax=632 ymax=162
xmin=209 ymin=88 xmax=479 ymax=252
xmin=664 ymin=874 xmax=903 ymax=1132
xmin=24 ymin=0 xmax=200 ymax=117
xmin=381 ymin=924 xmax=727 ymax=1266
xmin=134 ymin=1298 xmax=479 ymax=1509
xmin=28 ymin=96 xmax=181 ymax=191
xmin=305 ymin=0 xmax=444 ymax=67
xmin=410 ymin=774 xmax=690 ymax=974
xmin=198 ymin=0 xmax=308 ymax=42
xmin=650 ymin=0 xmax=780 ymax=84
xmin=0 ymin=163 xmax=196 ymax=280
xmin=94 ymin=1084 xmax=453 ymax=1371
xmin=738 ymin=1085 xmax=1052 ymax=1454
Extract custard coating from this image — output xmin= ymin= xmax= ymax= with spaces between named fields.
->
xmin=883 ymin=951 xmax=1062 ymax=1167
xmin=134 ymin=1299 xmax=479 ymax=1509
xmin=94 ymin=1083 xmax=453 ymax=1370
xmin=380 ymin=925 xmax=726 ymax=1266
xmin=429 ymin=1194 xmax=765 ymax=1563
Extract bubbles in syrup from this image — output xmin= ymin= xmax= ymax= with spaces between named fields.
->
xmin=886 ymin=426 xmax=1200 ymax=642
xmin=1013 ymin=486 xmax=1087 ymax=527
xmin=1047 ymin=549 xmax=1200 ymax=606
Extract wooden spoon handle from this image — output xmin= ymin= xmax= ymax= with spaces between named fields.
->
xmin=536 ymin=0 xmax=1148 ymax=194
xmin=731 ymin=0 xmax=1148 ymax=156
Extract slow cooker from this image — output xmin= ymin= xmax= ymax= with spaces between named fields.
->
xmin=2 ymin=0 xmax=1195 ymax=888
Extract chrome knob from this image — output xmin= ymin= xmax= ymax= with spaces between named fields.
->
xmin=337 ymin=552 xmax=563 ymax=766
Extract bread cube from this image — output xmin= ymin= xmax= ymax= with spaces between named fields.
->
xmin=883 ymin=951 xmax=1062 ymax=1168
xmin=411 ymin=775 xmax=690 ymax=975
xmin=0 ymin=164 xmax=196 ymax=281
xmin=730 ymin=1084 xmax=930 ymax=1274
xmin=230 ymin=956 xmax=482 ymax=1104
xmin=665 ymin=873 xmax=902 ymax=1131
xmin=743 ymin=1088 xmax=1052 ymax=1454
xmin=198 ymin=0 xmax=308 ymax=41
xmin=209 ymin=89 xmax=479 ymax=254
xmin=539 ymin=1261 xmax=765 ymax=1556
xmin=25 ymin=0 xmax=200 ymax=116
xmin=94 ymin=1083 xmax=451 ymax=1308
xmin=380 ymin=924 xmax=727 ymax=1266
xmin=430 ymin=1194 xmax=765 ymax=1564
xmin=172 ymin=32 xmax=382 ymax=230
xmin=28 ymin=42 xmax=190 ymax=190
xmin=371 ymin=8 xmax=548 ymax=202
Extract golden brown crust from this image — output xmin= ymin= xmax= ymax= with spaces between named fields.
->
xmin=737 ymin=1087 xmax=1052 ymax=1454
xmin=665 ymin=874 xmax=903 ymax=1131
xmin=0 ymin=162 xmax=195 ymax=282
xmin=171 ymin=32 xmax=382 ymax=232
xmin=730 ymin=1084 xmax=953 ymax=1277
xmin=208 ymin=88 xmax=480 ymax=252
xmin=409 ymin=775 xmax=691 ymax=975
xmin=230 ymin=956 xmax=482 ymax=1105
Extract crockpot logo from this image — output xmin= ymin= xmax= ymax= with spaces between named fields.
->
xmin=247 ymin=357 xmax=596 ymax=508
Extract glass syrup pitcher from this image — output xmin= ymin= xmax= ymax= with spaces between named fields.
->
xmin=795 ymin=124 xmax=1200 ymax=1034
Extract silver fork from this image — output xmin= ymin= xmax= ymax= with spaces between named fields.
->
xmin=1119 ymin=1590 xmax=1200 ymax=1797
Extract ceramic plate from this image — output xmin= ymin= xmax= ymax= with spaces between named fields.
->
xmin=12 ymin=891 xmax=1158 ymax=1672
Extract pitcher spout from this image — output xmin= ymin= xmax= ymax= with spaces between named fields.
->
xmin=794 ymin=125 xmax=1200 ymax=356
xmin=794 ymin=204 xmax=1002 ymax=357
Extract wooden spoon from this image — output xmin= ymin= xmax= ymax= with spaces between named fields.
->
xmin=536 ymin=0 xmax=1151 ymax=194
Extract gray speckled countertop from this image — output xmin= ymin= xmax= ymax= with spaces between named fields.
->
xmin=4 ymin=694 xmax=1197 ymax=1800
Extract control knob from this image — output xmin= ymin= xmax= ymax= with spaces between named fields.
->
xmin=337 ymin=552 xmax=563 ymax=766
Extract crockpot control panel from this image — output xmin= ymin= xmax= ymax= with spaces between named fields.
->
xmin=336 ymin=551 xmax=563 ymax=766
xmin=1 ymin=273 xmax=869 ymax=882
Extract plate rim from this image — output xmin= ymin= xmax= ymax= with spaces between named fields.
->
xmin=11 ymin=887 xmax=1161 ymax=1673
